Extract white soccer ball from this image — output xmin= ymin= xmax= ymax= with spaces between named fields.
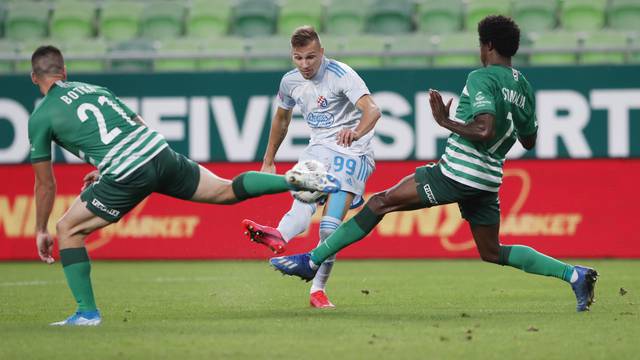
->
xmin=290 ymin=160 xmax=328 ymax=204
xmin=292 ymin=189 xmax=327 ymax=203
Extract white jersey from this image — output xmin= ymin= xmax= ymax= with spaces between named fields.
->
xmin=277 ymin=57 xmax=374 ymax=157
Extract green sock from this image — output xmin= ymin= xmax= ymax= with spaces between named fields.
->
xmin=310 ymin=205 xmax=383 ymax=264
xmin=231 ymin=171 xmax=293 ymax=200
xmin=60 ymin=247 xmax=97 ymax=312
xmin=499 ymin=245 xmax=574 ymax=282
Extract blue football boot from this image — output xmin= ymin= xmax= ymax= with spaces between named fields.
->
xmin=270 ymin=253 xmax=318 ymax=282
xmin=570 ymin=266 xmax=598 ymax=312
xmin=50 ymin=310 xmax=102 ymax=326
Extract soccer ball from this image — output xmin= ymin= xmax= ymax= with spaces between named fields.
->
xmin=290 ymin=160 xmax=329 ymax=204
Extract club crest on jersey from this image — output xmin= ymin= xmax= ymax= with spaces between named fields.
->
xmin=317 ymin=95 xmax=328 ymax=108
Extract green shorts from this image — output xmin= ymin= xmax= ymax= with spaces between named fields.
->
xmin=414 ymin=163 xmax=500 ymax=225
xmin=80 ymin=147 xmax=200 ymax=222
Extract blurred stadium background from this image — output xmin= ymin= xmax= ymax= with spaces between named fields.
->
xmin=2 ymin=1 xmax=640 ymax=358
xmin=0 ymin=0 xmax=638 ymax=72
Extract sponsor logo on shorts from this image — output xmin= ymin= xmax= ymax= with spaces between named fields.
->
xmin=423 ymin=184 xmax=438 ymax=205
xmin=91 ymin=198 xmax=120 ymax=218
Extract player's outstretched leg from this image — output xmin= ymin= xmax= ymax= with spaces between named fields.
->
xmin=472 ymin=224 xmax=598 ymax=312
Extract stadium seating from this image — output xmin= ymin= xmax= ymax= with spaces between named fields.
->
xmin=198 ymin=36 xmax=246 ymax=70
xmin=154 ymin=38 xmax=200 ymax=72
xmin=140 ymin=1 xmax=185 ymax=40
xmin=278 ymin=0 xmax=322 ymax=36
xmin=609 ymin=0 xmax=640 ymax=31
xmin=465 ymin=0 xmax=512 ymax=31
xmin=100 ymin=1 xmax=143 ymax=41
xmin=0 ymin=40 xmax=15 ymax=73
xmin=16 ymin=39 xmax=51 ymax=72
xmin=512 ymin=0 xmax=557 ymax=33
xmin=109 ymin=38 xmax=155 ymax=72
xmin=5 ymin=2 xmax=49 ymax=41
xmin=417 ymin=0 xmax=462 ymax=34
xmin=632 ymin=34 xmax=640 ymax=63
xmin=529 ymin=32 xmax=580 ymax=65
xmin=366 ymin=0 xmax=414 ymax=35
xmin=1 ymin=0 xmax=639 ymax=72
xmin=0 ymin=2 xmax=7 ymax=38
xmin=232 ymin=0 xmax=278 ymax=37
xmin=50 ymin=1 xmax=95 ymax=40
xmin=245 ymin=36 xmax=291 ymax=70
xmin=386 ymin=34 xmax=433 ymax=67
xmin=186 ymin=0 xmax=231 ymax=38
xmin=320 ymin=34 xmax=346 ymax=56
xmin=338 ymin=35 xmax=386 ymax=69
xmin=432 ymin=32 xmax=479 ymax=67
xmin=580 ymin=31 xmax=629 ymax=65
xmin=63 ymin=39 xmax=107 ymax=73
xmin=560 ymin=0 xmax=606 ymax=31
xmin=325 ymin=0 xmax=366 ymax=35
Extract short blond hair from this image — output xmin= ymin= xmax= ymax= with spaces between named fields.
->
xmin=290 ymin=26 xmax=320 ymax=48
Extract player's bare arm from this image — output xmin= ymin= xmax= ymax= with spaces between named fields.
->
xmin=33 ymin=160 xmax=56 ymax=264
xmin=428 ymin=89 xmax=496 ymax=142
xmin=519 ymin=132 xmax=537 ymax=150
xmin=336 ymin=95 xmax=381 ymax=147
xmin=262 ymin=107 xmax=293 ymax=173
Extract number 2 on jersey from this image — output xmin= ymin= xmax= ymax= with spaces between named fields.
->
xmin=76 ymin=96 xmax=127 ymax=145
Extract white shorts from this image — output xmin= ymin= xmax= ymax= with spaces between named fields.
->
xmin=299 ymin=144 xmax=375 ymax=198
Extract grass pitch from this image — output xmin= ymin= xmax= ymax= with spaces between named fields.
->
xmin=1 ymin=260 xmax=638 ymax=359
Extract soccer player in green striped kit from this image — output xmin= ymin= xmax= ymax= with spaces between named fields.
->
xmin=271 ymin=15 xmax=598 ymax=312
xmin=28 ymin=46 xmax=340 ymax=326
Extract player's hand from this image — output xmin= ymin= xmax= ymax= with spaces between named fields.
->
xmin=337 ymin=128 xmax=360 ymax=147
xmin=429 ymin=89 xmax=453 ymax=126
xmin=36 ymin=231 xmax=55 ymax=264
xmin=81 ymin=170 xmax=100 ymax=191
xmin=260 ymin=162 xmax=276 ymax=174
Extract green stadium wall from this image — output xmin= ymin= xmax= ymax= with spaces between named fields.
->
xmin=1 ymin=65 xmax=639 ymax=163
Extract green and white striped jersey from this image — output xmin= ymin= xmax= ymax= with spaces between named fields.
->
xmin=28 ymin=80 xmax=168 ymax=182
xmin=439 ymin=65 xmax=537 ymax=192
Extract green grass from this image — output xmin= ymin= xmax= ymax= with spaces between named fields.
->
xmin=1 ymin=260 xmax=638 ymax=359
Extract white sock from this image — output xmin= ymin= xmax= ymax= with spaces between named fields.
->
xmin=310 ymin=216 xmax=342 ymax=293
xmin=277 ymin=199 xmax=317 ymax=242
xmin=311 ymin=256 xmax=335 ymax=293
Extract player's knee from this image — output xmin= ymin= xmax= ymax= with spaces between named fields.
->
xmin=55 ymin=218 xmax=71 ymax=240
xmin=478 ymin=247 xmax=500 ymax=264
xmin=367 ymin=191 xmax=394 ymax=215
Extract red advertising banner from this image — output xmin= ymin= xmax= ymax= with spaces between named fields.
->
xmin=0 ymin=160 xmax=637 ymax=260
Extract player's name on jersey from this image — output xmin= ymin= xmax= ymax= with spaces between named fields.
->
xmin=501 ymin=88 xmax=526 ymax=109
xmin=58 ymin=84 xmax=97 ymax=105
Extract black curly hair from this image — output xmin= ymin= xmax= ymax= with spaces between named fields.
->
xmin=478 ymin=15 xmax=520 ymax=57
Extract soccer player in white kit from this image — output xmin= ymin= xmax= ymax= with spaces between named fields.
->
xmin=242 ymin=26 xmax=381 ymax=308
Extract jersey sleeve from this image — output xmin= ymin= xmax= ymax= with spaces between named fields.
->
xmin=276 ymin=76 xmax=296 ymax=110
xmin=114 ymin=94 xmax=138 ymax=118
xmin=515 ymin=82 xmax=538 ymax=137
xmin=28 ymin=112 xmax=53 ymax=163
xmin=337 ymin=65 xmax=370 ymax=105
xmin=466 ymin=70 xmax=496 ymax=116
